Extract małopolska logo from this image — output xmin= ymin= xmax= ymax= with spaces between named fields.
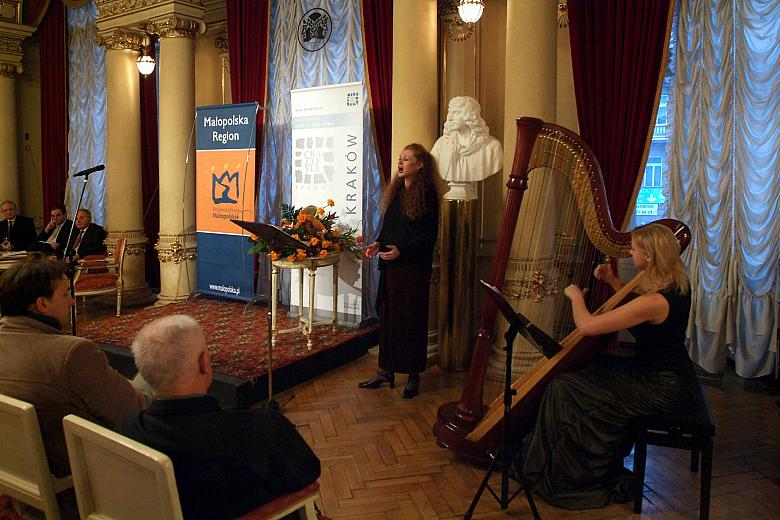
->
xmin=298 ymin=8 xmax=331 ymax=52
xmin=212 ymin=167 xmax=239 ymax=205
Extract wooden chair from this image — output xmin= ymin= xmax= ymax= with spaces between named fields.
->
xmin=62 ymin=415 xmax=320 ymax=520
xmin=0 ymin=393 xmax=73 ymax=520
xmin=632 ymin=381 xmax=716 ymax=520
xmin=73 ymin=237 xmax=126 ymax=316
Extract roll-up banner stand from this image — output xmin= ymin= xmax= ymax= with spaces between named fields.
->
xmin=195 ymin=103 xmax=258 ymax=301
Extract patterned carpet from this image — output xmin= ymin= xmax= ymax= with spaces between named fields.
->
xmin=79 ymin=295 xmax=377 ymax=381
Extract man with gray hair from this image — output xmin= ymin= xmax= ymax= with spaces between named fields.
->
xmin=116 ymin=315 xmax=320 ymax=520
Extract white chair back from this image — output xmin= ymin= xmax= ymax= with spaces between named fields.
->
xmin=0 ymin=393 xmax=73 ymax=520
xmin=62 ymin=414 xmax=183 ymax=520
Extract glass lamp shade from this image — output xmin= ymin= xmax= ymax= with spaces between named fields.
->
xmin=458 ymin=0 xmax=485 ymax=24
xmin=136 ymin=54 xmax=156 ymax=76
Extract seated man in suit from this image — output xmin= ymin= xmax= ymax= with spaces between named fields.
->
xmin=1 ymin=200 xmax=37 ymax=251
xmin=116 ymin=315 xmax=321 ymax=520
xmin=0 ymin=257 xmax=148 ymax=518
xmin=32 ymin=205 xmax=73 ymax=258
xmin=65 ymin=208 xmax=107 ymax=261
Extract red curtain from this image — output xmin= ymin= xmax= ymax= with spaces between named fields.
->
xmin=39 ymin=0 xmax=68 ymax=213
xmin=361 ymin=0 xmax=393 ymax=182
xmin=140 ymin=38 xmax=160 ymax=288
xmin=568 ymin=0 xmax=672 ymax=229
xmin=22 ymin=0 xmax=50 ymax=26
xmin=226 ymin=0 xmax=270 ymax=187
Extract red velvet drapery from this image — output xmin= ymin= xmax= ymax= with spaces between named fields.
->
xmin=568 ymin=0 xmax=672 ymax=229
xmin=361 ymin=0 xmax=393 ymax=182
xmin=226 ymin=0 xmax=270 ymax=188
xmin=140 ymin=38 xmax=160 ymax=288
xmin=38 ymin=1 xmax=68 ymax=214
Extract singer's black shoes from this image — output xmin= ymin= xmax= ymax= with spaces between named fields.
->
xmin=402 ymin=374 xmax=420 ymax=399
xmin=358 ymin=370 xmax=395 ymax=389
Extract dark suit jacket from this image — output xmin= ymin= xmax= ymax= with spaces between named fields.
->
xmin=116 ymin=396 xmax=321 ymax=520
xmin=0 ymin=215 xmax=37 ymax=251
xmin=34 ymin=220 xmax=73 ymax=258
xmin=66 ymin=223 xmax=107 ymax=258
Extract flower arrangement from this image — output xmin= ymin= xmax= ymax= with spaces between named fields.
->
xmin=249 ymin=199 xmax=363 ymax=262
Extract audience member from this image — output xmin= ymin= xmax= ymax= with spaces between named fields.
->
xmin=33 ymin=205 xmax=72 ymax=259
xmin=0 ymin=200 xmax=36 ymax=251
xmin=64 ymin=209 xmax=106 ymax=260
xmin=0 ymin=258 xmax=148 ymax=477
xmin=116 ymin=315 xmax=321 ymax=520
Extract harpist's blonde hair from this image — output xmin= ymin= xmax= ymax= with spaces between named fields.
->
xmin=633 ymin=223 xmax=689 ymax=295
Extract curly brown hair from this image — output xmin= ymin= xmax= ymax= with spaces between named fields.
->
xmin=381 ymin=143 xmax=445 ymax=220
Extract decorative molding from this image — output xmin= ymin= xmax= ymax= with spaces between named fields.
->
xmin=107 ymin=230 xmax=148 ymax=255
xmin=0 ymin=1 xmax=22 ymax=24
xmin=156 ymin=233 xmax=197 ymax=263
xmin=0 ymin=33 xmax=24 ymax=54
xmin=439 ymin=0 xmax=474 ymax=42
xmin=96 ymin=27 xmax=146 ymax=50
xmin=504 ymin=256 xmax=558 ymax=303
xmin=95 ymin=0 xmax=203 ymax=19
xmin=0 ymin=62 xmax=18 ymax=78
xmin=215 ymin=34 xmax=228 ymax=56
xmin=147 ymin=14 xmax=204 ymax=38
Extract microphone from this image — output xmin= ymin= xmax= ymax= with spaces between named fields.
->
xmin=73 ymin=164 xmax=106 ymax=178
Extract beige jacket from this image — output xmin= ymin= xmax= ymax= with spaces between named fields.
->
xmin=0 ymin=315 xmax=147 ymax=476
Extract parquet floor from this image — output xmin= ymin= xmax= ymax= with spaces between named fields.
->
xmin=277 ymin=348 xmax=780 ymax=520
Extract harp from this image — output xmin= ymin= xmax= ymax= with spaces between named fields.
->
xmin=432 ymin=117 xmax=690 ymax=459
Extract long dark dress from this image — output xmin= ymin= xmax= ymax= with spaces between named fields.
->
xmin=521 ymin=288 xmax=696 ymax=509
xmin=376 ymin=189 xmax=439 ymax=374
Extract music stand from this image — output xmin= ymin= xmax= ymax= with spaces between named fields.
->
xmin=231 ymin=220 xmax=309 ymax=409
xmin=464 ymin=280 xmax=562 ymax=519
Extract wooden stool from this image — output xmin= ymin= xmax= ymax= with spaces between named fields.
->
xmin=632 ymin=381 xmax=716 ymax=520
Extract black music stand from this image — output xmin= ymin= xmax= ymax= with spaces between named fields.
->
xmin=464 ymin=281 xmax=562 ymax=519
xmin=231 ymin=220 xmax=309 ymax=409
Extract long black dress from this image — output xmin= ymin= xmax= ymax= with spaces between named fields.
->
xmin=376 ymin=188 xmax=439 ymax=374
xmin=520 ymin=287 xmax=696 ymax=509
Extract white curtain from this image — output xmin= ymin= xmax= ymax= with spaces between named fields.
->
xmin=667 ymin=0 xmax=780 ymax=377
xmin=262 ymin=0 xmax=382 ymax=318
xmin=65 ymin=2 xmax=107 ymax=225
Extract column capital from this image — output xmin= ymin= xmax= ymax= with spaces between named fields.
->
xmin=147 ymin=13 xmax=205 ymax=39
xmin=156 ymin=233 xmax=197 ymax=263
xmin=96 ymin=27 xmax=146 ymax=50
xmin=0 ymin=20 xmax=35 ymax=72
xmin=0 ymin=62 xmax=17 ymax=78
xmin=107 ymin=230 xmax=148 ymax=256
xmin=96 ymin=0 xmax=204 ymax=19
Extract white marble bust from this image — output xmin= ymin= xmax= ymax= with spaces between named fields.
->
xmin=431 ymin=96 xmax=503 ymax=199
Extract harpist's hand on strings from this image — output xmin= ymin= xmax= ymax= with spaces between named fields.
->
xmin=378 ymin=244 xmax=400 ymax=261
xmin=593 ymin=263 xmax=616 ymax=282
xmin=564 ymin=284 xmax=589 ymax=301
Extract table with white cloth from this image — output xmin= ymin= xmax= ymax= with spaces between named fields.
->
xmin=270 ymin=252 xmax=339 ymax=350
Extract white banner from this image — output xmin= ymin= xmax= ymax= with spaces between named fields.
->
xmin=290 ymin=82 xmax=364 ymax=324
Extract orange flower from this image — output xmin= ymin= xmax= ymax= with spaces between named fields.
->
xmin=249 ymin=233 xmax=259 ymax=241
xmin=310 ymin=237 xmax=319 ymax=246
xmin=287 ymin=254 xmax=297 ymax=262
xmin=270 ymin=251 xmax=280 ymax=261
xmin=355 ymin=235 xmax=364 ymax=245
xmin=327 ymin=199 xmax=335 ymax=207
xmin=322 ymin=240 xmax=331 ymax=249
xmin=295 ymin=249 xmax=307 ymax=261
xmin=292 ymin=234 xmax=300 ymax=241
xmin=316 ymin=207 xmax=325 ymax=216
xmin=332 ymin=227 xmax=341 ymax=237
xmin=296 ymin=213 xmax=307 ymax=223
xmin=319 ymin=250 xmax=329 ymax=258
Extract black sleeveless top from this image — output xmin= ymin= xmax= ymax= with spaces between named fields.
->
xmin=628 ymin=287 xmax=692 ymax=373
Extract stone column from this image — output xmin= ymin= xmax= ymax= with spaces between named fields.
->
xmin=148 ymin=14 xmax=204 ymax=304
xmin=0 ymin=21 xmax=34 ymax=203
xmin=215 ymin=34 xmax=231 ymax=105
xmin=484 ymin=0 xmax=559 ymax=392
xmin=392 ymin=0 xmax=440 ymax=363
xmin=96 ymin=28 xmax=150 ymax=299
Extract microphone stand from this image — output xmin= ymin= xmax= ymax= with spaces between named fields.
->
xmin=62 ymin=170 xmax=99 ymax=336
